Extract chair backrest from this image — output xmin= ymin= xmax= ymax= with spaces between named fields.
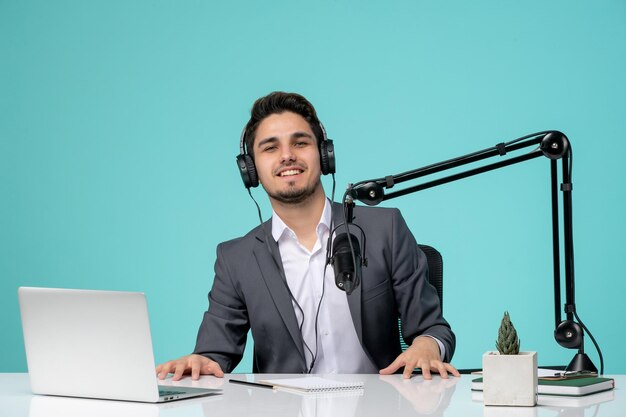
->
xmin=399 ymin=244 xmax=443 ymax=351
xmin=418 ymin=244 xmax=443 ymax=308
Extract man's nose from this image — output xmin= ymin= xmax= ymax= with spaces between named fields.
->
xmin=280 ymin=146 xmax=296 ymax=163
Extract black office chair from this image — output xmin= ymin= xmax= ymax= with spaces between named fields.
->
xmin=398 ymin=244 xmax=443 ymax=351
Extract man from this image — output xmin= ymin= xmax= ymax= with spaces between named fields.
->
xmin=157 ymin=92 xmax=459 ymax=380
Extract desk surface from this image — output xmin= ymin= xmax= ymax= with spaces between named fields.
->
xmin=1 ymin=373 xmax=622 ymax=417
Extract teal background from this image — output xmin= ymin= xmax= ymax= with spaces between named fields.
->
xmin=2 ymin=0 xmax=625 ymax=374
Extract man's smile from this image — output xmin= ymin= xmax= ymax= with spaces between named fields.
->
xmin=275 ymin=164 xmax=306 ymax=177
xmin=278 ymin=168 xmax=303 ymax=177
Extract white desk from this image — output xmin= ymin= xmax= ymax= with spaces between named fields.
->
xmin=1 ymin=373 xmax=622 ymax=417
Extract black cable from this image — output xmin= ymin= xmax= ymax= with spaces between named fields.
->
xmin=309 ymin=173 xmax=338 ymax=372
xmin=574 ymin=310 xmax=604 ymax=375
xmin=247 ymin=171 xmax=337 ymax=374
xmin=562 ymin=147 xmax=603 ymax=375
xmin=246 ymin=189 xmax=317 ymax=372
xmin=308 ymin=261 xmax=326 ymax=373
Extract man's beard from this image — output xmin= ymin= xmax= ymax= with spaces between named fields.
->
xmin=265 ymin=178 xmax=321 ymax=205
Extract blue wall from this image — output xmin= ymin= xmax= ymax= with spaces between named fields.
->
xmin=2 ymin=0 xmax=625 ymax=374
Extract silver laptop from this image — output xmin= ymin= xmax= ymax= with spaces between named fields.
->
xmin=18 ymin=286 xmax=220 ymax=403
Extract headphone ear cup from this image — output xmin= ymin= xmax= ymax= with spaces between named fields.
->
xmin=236 ymin=154 xmax=259 ymax=188
xmin=320 ymin=139 xmax=335 ymax=175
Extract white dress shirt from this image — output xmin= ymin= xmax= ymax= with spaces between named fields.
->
xmin=272 ymin=199 xmax=378 ymax=373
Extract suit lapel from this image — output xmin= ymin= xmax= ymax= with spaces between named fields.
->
xmin=331 ymin=203 xmax=364 ymax=344
xmin=253 ymin=223 xmax=306 ymax=363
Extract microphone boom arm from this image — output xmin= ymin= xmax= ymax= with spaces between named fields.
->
xmin=347 ymin=130 xmax=600 ymax=373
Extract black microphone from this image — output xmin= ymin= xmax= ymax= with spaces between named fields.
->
xmin=330 ymin=232 xmax=362 ymax=295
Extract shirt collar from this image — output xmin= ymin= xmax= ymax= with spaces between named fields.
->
xmin=271 ymin=198 xmax=333 ymax=243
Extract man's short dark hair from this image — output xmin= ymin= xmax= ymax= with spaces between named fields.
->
xmin=243 ymin=92 xmax=323 ymax=158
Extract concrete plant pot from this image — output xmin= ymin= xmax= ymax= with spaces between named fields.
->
xmin=482 ymin=351 xmax=538 ymax=406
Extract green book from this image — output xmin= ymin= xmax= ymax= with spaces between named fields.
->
xmin=471 ymin=376 xmax=615 ymax=397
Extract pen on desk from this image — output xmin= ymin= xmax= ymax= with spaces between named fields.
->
xmin=554 ymin=370 xmax=597 ymax=378
xmin=229 ymin=379 xmax=275 ymax=390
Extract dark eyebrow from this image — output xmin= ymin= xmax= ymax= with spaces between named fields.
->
xmin=256 ymin=137 xmax=278 ymax=149
xmin=255 ymin=132 xmax=314 ymax=149
xmin=291 ymin=132 xmax=314 ymax=140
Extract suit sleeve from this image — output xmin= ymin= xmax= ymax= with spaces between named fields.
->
xmin=389 ymin=209 xmax=456 ymax=362
xmin=193 ymin=242 xmax=250 ymax=372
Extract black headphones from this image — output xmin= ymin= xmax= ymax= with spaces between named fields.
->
xmin=236 ymin=120 xmax=335 ymax=189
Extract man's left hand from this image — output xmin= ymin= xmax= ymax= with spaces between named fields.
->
xmin=379 ymin=336 xmax=461 ymax=379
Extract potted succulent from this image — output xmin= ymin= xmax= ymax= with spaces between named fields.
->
xmin=482 ymin=311 xmax=537 ymax=406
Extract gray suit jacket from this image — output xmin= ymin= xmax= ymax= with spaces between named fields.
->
xmin=194 ymin=203 xmax=455 ymax=373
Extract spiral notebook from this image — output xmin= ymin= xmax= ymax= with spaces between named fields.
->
xmin=258 ymin=377 xmax=364 ymax=393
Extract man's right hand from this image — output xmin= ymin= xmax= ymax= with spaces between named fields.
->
xmin=156 ymin=354 xmax=224 ymax=381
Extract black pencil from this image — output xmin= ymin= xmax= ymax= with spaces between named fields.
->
xmin=228 ymin=378 xmax=275 ymax=390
